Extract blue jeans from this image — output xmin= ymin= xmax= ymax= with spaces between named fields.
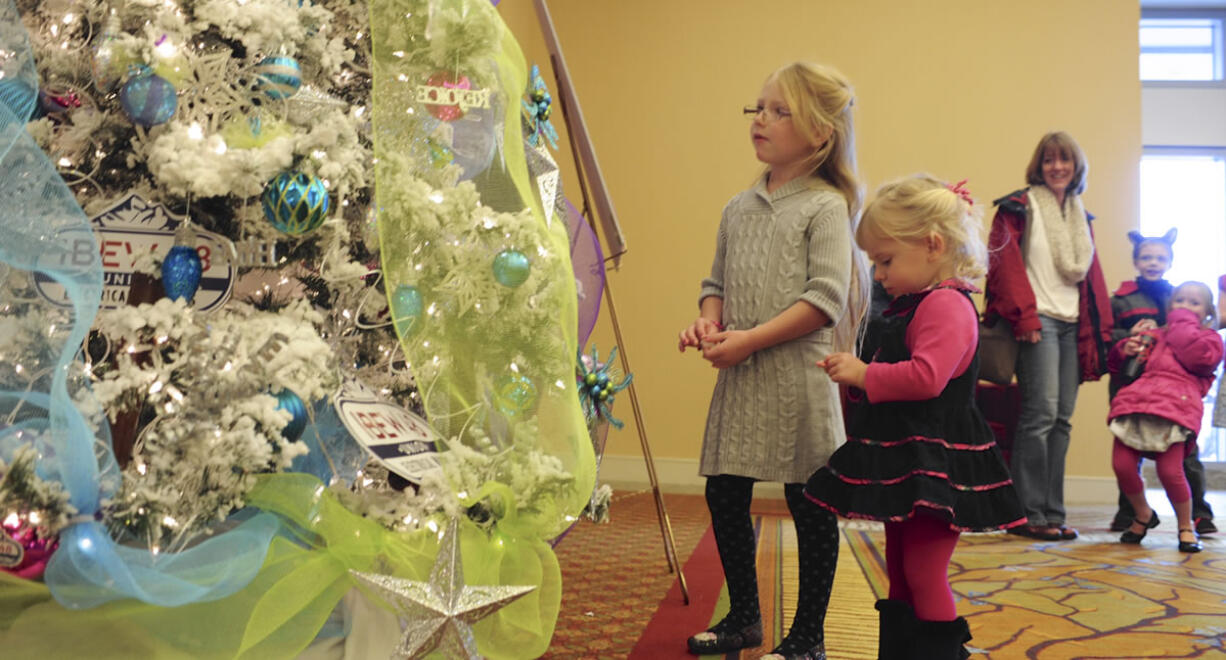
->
xmin=1011 ymin=315 xmax=1080 ymax=526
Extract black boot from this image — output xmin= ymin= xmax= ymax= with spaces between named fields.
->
xmin=874 ymin=599 xmax=917 ymax=660
xmin=910 ymin=616 xmax=972 ymax=660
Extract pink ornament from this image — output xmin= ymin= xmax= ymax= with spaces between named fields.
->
xmin=0 ymin=515 xmax=59 ymax=580
xmin=424 ymin=72 xmax=471 ymax=122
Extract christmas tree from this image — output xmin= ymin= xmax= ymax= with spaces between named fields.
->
xmin=0 ymin=0 xmax=593 ymax=656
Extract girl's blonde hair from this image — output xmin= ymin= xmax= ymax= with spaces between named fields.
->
xmin=1170 ymin=280 xmax=1216 ymax=329
xmin=858 ymin=174 xmax=988 ymax=284
xmin=769 ymin=61 xmax=868 ymax=352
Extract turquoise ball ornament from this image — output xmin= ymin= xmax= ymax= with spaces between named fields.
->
xmin=120 ymin=71 xmax=177 ymax=127
xmin=492 ymin=249 xmax=531 ymax=287
xmin=261 ymin=171 xmax=331 ymax=235
xmin=274 ymin=389 xmax=308 ymax=442
xmin=161 ymin=245 xmax=203 ymax=302
xmin=254 ymin=56 xmax=302 ymax=100
xmin=391 ymin=284 xmax=424 ymax=338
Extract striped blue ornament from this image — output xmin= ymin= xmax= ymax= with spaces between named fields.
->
xmin=261 ymin=171 xmax=331 ymax=235
xmin=274 ymin=389 xmax=308 ymax=442
xmin=254 ymin=56 xmax=302 ymax=100
xmin=161 ymin=245 xmax=202 ymax=301
xmin=119 ymin=72 xmax=177 ymax=127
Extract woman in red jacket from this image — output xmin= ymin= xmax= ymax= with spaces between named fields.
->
xmin=983 ymin=132 xmax=1113 ymax=541
xmin=1108 ymin=281 xmax=1223 ymax=553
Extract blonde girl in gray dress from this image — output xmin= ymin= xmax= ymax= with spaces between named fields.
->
xmin=677 ymin=61 xmax=870 ymax=660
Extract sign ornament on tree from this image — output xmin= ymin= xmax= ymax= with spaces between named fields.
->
xmin=415 ymin=74 xmax=490 ymax=121
xmin=349 ymin=517 xmax=536 ymax=659
xmin=33 ymin=193 xmax=234 ymax=311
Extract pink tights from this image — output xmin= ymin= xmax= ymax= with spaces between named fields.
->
xmin=884 ymin=512 xmax=961 ymax=622
xmin=1111 ymin=438 xmax=1190 ymax=504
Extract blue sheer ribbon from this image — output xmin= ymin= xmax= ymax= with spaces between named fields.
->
xmin=1 ymin=0 xmax=278 ymax=609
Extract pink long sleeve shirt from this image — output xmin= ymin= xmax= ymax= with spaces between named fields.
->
xmin=863 ymin=287 xmax=979 ymax=403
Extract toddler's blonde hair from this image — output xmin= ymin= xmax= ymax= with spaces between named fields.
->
xmin=1170 ymin=280 xmax=1216 ymax=329
xmin=858 ymin=174 xmax=987 ymax=284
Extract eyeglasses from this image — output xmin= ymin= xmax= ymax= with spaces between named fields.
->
xmin=743 ymin=105 xmax=792 ymax=122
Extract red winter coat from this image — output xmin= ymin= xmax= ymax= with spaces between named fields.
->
xmin=983 ymin=189 xmax=1113 ymax=383
xmin=1107 ymin=308 xmax=1224 ymax=435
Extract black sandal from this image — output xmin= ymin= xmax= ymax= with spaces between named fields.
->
xmin=687 ymin=618 xmax=763 ymax=655
xmin=1178 ymin=528 xmax=1202 ymax=553
xmin=1120 ymin=512 xmax=1160 ymax=544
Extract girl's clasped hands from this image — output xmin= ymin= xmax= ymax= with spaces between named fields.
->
xmin=678 ymin=320 xmax=756 ymax=368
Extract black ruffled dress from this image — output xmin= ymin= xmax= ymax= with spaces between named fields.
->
xmin=804 ymin=286 xmax=1025 ymax=532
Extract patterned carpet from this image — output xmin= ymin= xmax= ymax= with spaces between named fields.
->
xmin=545 ymin=490 xmax=1226 ymax=659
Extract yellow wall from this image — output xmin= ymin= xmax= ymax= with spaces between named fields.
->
xmin=500 ymin=1 xmax=1141 ymax=485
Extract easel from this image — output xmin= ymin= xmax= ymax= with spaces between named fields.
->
xmin=531 ymin=0 xmax=690 ymax=604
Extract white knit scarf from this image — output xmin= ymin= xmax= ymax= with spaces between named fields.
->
xmin=1029 ymin=185 xmax=1093 ymax=284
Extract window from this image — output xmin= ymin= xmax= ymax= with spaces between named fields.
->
xmin=1140 ymin=16 xmax=1224 ymax=81
xmin=1140 ymin=150 xmax=1226 ymax=463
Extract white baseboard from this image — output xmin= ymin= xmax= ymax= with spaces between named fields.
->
xmin=596 ymin=455 xmax=1118 ymax=505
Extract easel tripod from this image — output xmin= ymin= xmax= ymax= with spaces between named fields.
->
xmin=531 ymin=0 xmax=690 ymax=604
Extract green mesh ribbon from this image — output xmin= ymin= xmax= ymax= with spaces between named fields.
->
xmin=0 ymin=473 xmax=562 ymax=658
xmin=369 ymin=3 xmax=594 ymax=552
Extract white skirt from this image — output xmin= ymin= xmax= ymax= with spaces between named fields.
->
xmin=1109 ymin=413 xmax=1192 ymax=453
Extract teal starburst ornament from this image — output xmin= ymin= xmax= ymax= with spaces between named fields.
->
xmin=576 ymin=345 xmax=633 ymax=428
xmin=521 ymin=64 xmax=559 ymax=150
xmin=349 ymin=518 xmax=536 ymax=659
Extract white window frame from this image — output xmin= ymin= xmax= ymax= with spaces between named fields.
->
xmin=1142 ymin=9 xmax=1226 ymax=88
xmin=1140 ymin=147 xmax=1226 ymax=466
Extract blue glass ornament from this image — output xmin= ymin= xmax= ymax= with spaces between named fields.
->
xmin=261 ymin=171 xmax=331 ymax=235
xmin=451 ymin=104 xmax=497 ymax=180
xmin=119 ymin=71 xmax=177 ymax=127
xmin=391 ymin=284 xmax=424 ymax=338
xmin=492 ymin=249 xmax=531 ymax=287
xmin=254 ymin=56 xmax=302 ymax=100
xmin=494 ymin=374 xmax=537 ymax=417
xmin=274 ymin=389 xmax=308 ymax=442
xmin=161 ymin=245 xmax=202 ymax=301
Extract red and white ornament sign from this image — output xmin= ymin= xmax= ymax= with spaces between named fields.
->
xmin=334 ymin=379 xmax=442 ymax=485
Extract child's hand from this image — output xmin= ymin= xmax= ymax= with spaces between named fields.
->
xmin=1121 ymin=335 xmax=1144 ymax=356
xmin=679 ymin=318 xmax=723 ymax=352
xmin=1130 ymin=319 xmax=1157 ymax=334
xmin=816 ymin=352 xmax=868 ymax=388
xmin=700 ymin=329 xmax=754 ymax=367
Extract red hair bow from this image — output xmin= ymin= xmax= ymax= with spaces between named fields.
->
xmin=946 ymin=179 xmax=973 ymax=206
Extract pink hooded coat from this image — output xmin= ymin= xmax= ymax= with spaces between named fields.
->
xmin=1107 ymin=307 xmax=1224 ymax=435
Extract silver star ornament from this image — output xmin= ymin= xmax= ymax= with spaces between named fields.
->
xmin=349 ymin=518 xmax=536 ymax=659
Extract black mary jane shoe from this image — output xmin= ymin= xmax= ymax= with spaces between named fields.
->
xmin=1120 ymin=513 xmax=1160 ymax=544
xmin=1178 ymin=528 xmax=1203 ymax=553
xmin=760 ymin=642 xmax=826 ymax=660
xmin=687 ymin=619 xmax=763 ymax=655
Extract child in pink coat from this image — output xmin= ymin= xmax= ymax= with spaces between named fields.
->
xmin=1108 ymin=281 xmax=1224 ymax=552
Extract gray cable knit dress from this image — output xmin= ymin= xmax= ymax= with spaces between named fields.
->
xmin=698 ymin=174 xmax=852 ymax=484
